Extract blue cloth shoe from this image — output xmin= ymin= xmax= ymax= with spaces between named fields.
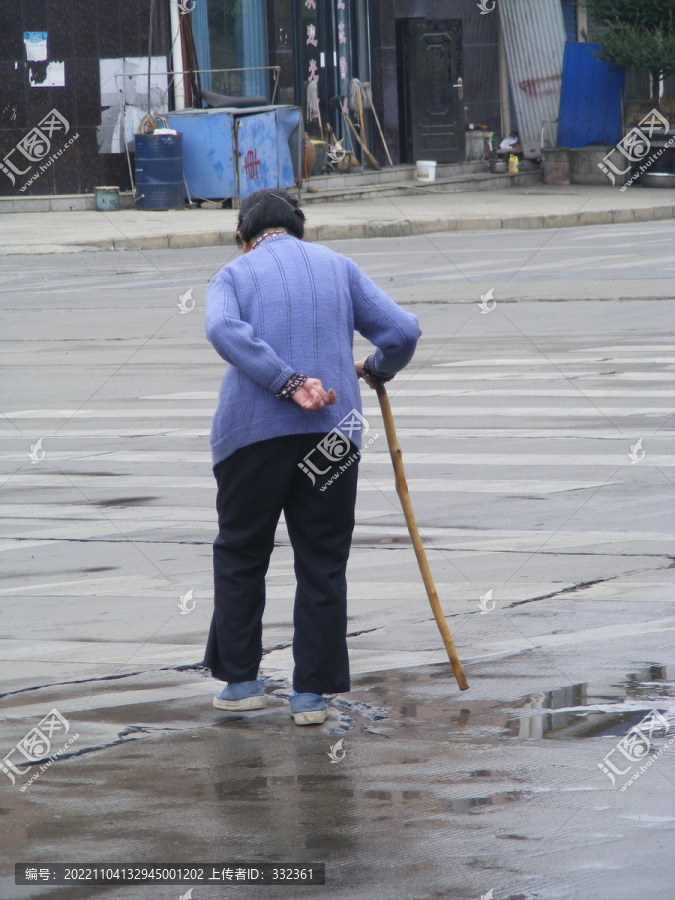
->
xmin=289 ymin=692 xmax=328 ymax=725
xmin=213 ymin=680 xmax=267 ymax=711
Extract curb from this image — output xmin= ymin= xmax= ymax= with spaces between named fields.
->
xmin=65 ymin=203 xmax=675 ymax=253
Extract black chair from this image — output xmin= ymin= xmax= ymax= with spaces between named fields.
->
xmin=201 ymin=90 xmax=268 ymax=109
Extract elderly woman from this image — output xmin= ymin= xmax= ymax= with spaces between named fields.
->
xmin=203 ymin=188 xmax=420 ymax=725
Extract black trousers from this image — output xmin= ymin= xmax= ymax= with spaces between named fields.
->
xmin=204 ymin=433 xmax=359 ymax=694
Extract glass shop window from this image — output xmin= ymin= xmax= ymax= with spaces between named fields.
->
xmin=207 ymin=0 xmax=269 ymax=98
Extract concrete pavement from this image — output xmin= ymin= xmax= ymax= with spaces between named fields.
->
xmin=0 ymin=183 xmax=674 ymax=254
xmin=313 ymin=218 xmax=675 ymax=305
xmin=0 ymin=223 xmax=674 ymax=899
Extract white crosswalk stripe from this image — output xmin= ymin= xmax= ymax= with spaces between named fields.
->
xmin=386 ymin=389 xmax=675 ymax=397
xmin=0 ymin=474 xmax=627 ymax=492
xmin=0 ymin=427 xmax=673 ymax=443
xmin=140 ymin=372 xmax=675 ymax=392
xmin=4 ymin=615 xmax=675 ymax=671
xmin=1 ymin=516 xmax=671 ymax=553
xmin=140 ymin=387 xmax=675 ymax=397
xmin=1 ymin=451 xmax=672 ymax=465
xmin=364 ymin=407 xmax=673 ymax=417
xmin=1 ymin=345 xmax=672 ymax=572
xmin=433 ymin=357 xmax=675 ymax=366
xmin=2 ymin=405 xmax=673 ymax=419
xmin=571 ymin=346 xmax=675 ymax=352
xmin=0 ymin=575 xmax=667 ymax=603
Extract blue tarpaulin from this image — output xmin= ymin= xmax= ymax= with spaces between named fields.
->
xmin=557 ymin=42 xmax=625 ymax=148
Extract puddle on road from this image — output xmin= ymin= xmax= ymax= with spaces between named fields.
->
xmin=27 ymin=470 xmax=123 ymax=478
xmin=504 ymin=664 xmax=672 ymax=740
xmin=446 ymin=790 xmax=527 ymax=812
xmin=94 ymin=496 xmax=160 ymax=507
xmin=353 ymin=664 xmax=672 ymax=744
xmin=212 ymin=777 xmax=511 ymax=811
xmin=351 ymin=536 xmax=411 ymax=545
xmin=7 ymin=655 xmax=672 ymax=894
xmin=359 ymin=789 xmax=431 ymax=802
xmin=213 ymin=773 xmax=355 ymax=801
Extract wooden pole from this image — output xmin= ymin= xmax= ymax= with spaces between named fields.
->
xmin=363 ymin=83 xmax=394 ymax=168
xmin=316 ymin=101 xmax=324 ymax=145
xmin=339 ymin=107 xmax=361 ymax=166
xmin=356 ymin=82 xmax=368 ymax=154
xmin=375 ymin=383 xmax=469 ymax=690
xmin=343 ymin=111 xmax=380 ymax=170
xmin=147 ymin=0 xmax=155 ymax=117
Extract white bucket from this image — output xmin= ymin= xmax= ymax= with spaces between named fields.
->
xmin=416 ymin=160 xmax=437 ymax=183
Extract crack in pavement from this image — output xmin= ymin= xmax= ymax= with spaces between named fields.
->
xmin=20 ymin=727 xmax=185 ymax=769
xmin=347 ymin=626 xmax=382 ymax=638
xmin=0 ymin=664 xmax=209 ymax=700
xmin=506 ymin=576 xmax=621 ymax=608
xmin=2 ymin=535 xmax=671 ymax=560
xmin=0 ymin=669 xmax=148 ymax=700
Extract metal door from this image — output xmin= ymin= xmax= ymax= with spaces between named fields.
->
xmin=235 ymin=111 xmax=279 ymax=203
xmin=406 ymin=19 xmax=464 ymax=163
xmin=166 ymin=110 xmax=236 ymax=201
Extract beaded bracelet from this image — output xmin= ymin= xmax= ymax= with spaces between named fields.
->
xmin=275 ymin=373 xmax=308 ymax=400
xmin=361 ymin=354 xmax=393 ymax=384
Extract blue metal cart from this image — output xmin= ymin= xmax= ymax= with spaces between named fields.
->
xmin=166 ymin=105 xmax=302 ymax=205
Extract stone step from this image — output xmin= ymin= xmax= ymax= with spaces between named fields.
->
xmin=301 ymin=170 xmax=543 ymax=203
xmin=0 ymin=192 xmax=136 ymax=214
xmin=0 ymin=163 xmax=542 ymax=213
xmin=304 ymin=161 xmax=491 ymax=191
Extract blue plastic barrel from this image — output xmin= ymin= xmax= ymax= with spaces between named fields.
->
xmin=134 ymin=133 xmax=184 ymax=210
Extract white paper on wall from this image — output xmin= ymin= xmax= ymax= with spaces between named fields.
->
xmin=97 ymin=57 xmax=169 ymax=154
xmin=24 ymin=32 xmax=48 ymax=61
xmin=29 ymin=61 xmax=65 ymax=87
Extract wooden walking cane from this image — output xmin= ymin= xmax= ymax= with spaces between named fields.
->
xmin=375 ymin=383 xmax=469 ymax=691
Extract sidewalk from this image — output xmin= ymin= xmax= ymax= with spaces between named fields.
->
xmin=0 ymin=184 xmax=673 ymax=254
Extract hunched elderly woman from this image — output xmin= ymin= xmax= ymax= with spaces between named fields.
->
xmin=203 ymin=188 xmax=421 ymax=725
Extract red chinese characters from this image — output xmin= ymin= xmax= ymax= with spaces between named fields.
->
xmin=243 ymin=149 xmax=260 ymax=179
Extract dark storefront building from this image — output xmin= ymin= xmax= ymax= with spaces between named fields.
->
xmin=372 ymin=1 xmax=502 ymax=165
xmin=0 ymin=0 xmax=507 ymax=198
xmin=0 ymin=0 xmax=172 ymax=197
xmin=275 ymin=0 xmax=504 ymax=167
xmin=207 ymin=0 xmax=504 ymax=166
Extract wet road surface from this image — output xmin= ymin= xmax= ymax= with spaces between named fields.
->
xmin=1 ymin=222 xmax=674 ymax=899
